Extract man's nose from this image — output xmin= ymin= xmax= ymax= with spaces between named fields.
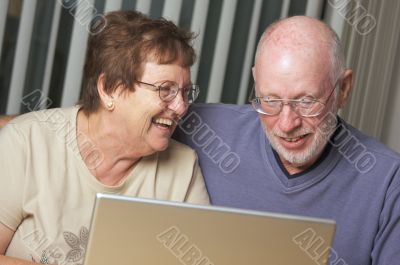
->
xmin=277 ymin=104 xmax=302 ymax=132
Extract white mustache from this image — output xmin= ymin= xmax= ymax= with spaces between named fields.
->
xmin=272 ymin=128 xmax=314 ymax=138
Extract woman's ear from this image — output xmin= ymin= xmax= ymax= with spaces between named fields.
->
xmin=337 ymin=69 xmax=353 ymax=109
xmin=97 ymin=74 xmax=115 ymax=111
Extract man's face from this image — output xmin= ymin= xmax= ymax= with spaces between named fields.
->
xmin=253 ymin=46 xmax=338 ymax=171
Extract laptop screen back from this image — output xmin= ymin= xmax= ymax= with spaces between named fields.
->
xmin=84 ymin=193 xmax=335 ymax=265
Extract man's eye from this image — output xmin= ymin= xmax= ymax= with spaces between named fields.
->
xmin=298 ymin=98 xmax=316 ymax=107
xmin=264 ymin=100 xmax=281 ymax=107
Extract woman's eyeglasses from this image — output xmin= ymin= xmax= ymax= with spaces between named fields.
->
xmin=136 ymin=80 xmax=200 ymax=104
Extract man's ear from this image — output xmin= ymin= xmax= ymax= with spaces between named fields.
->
xmin=337 ymin=69 xmax=353 ymax=109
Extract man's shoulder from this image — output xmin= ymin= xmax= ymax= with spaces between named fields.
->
xmin=189 ymin=103 xmax=255 ymax=115
xmin=184 ymin=103 xmax=258 ymax=126
xmin=176 ymin=103 xmax=260 ymax=140
xmin=340 ymin=119 xmax=400 ymax=162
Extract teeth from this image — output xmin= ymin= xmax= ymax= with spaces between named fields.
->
xmin=154 ymin=118 xmax=173 ymax=126
xmin=284 ymin=136 xmax=304 ymax=142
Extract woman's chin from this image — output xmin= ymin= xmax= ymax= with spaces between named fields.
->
xmin=149 ymin=138 xmax=170 ymax=152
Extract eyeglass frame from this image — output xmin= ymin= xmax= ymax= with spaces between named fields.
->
xmin=249 ymin=77 xmax=342 ymax=117
xmin=135 ymin=80 xmax=200 ymax=104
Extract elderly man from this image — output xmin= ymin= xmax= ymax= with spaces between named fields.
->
xmin=175 ymin=16 xmax=400 ymax=265
xmin=1 ymin=16 xmax=399 ymax=265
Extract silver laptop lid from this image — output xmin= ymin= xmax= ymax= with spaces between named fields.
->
xmin=84 ymin=193 xmax=335 ymax=265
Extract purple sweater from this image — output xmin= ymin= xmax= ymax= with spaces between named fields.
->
xmin=174 ymin=103 xmax=400 ymax=265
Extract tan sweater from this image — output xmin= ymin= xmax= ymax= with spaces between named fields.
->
xmin=0 ymin=106 xmax=209 ymax=264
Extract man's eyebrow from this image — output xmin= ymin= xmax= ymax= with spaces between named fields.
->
xmin=258 ymin=92 xmax=316 ymax=99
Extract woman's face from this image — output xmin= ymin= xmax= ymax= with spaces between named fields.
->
xmin=112 ymin=62 xmax=190 ymax=155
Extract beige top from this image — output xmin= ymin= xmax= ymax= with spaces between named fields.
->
xmin=0 ymin=106 xmax=209 ymax=264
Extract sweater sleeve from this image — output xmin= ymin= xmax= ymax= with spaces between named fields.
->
xmin=371 ymin=167 xmax=400 ymax=265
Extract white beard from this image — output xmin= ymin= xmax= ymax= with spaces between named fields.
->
xmin=264 ymin=105 xmax=338 ymax=166
xmin=265 ymin=125 xmax=331 ymax=165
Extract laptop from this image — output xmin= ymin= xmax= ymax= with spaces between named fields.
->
xmin=83 ymin=193 xmax=335 ymax=265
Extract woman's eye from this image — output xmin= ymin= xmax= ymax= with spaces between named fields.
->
xmin=160 ymin=86 xmax=172 ymax=91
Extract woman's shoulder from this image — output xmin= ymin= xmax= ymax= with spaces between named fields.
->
xmin=9 ymin=106 xmax=79 ymax=128
xmin=1 ymin=106 xmax=80 ymax=146
xmin=156 ymin=139 xmax=198 ymax=165
xmin=165 ymin=139 xmax=197 ymax=156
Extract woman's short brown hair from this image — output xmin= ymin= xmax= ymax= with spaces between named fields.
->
xmin=81 ymin=10 xmax=196 ymax=114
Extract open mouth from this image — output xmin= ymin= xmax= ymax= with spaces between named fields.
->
xmin=282 ymin=134 xmax=308 ymax=142
xmin=152 ymin=117 xmax=174 ymax=129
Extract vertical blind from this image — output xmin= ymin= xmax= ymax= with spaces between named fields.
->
xmin=0 ymin=0 xmax=324 ymax=115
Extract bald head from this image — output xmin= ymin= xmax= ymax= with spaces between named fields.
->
xmin=252 ymin=17 xmax=353 ymax=172
xmin=254 ymin=16 xmax=344 ymax=83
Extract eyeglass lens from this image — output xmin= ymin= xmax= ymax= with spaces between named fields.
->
xmin=159 ymin=81 xmax=198 ymax=103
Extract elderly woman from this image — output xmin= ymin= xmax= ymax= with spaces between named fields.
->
xmin=0 ymin=10 xmax=209 ymax=265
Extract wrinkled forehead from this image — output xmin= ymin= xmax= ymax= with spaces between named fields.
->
xmin=136 ymin=50 xmax=191 ymax=83
xmin=254 ymin=46 xmax=332 ymax=97
xmin=141 ymin=61 xmax=191 ymax=85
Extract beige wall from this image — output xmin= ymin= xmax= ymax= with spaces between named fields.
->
xmin=382 ymin=39 xmax=400 ymax=153
xmin=326 ymin=0 xmax=400 ymax=153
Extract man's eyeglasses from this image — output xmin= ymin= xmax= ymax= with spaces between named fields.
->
xmin=135 ymin=80 xmax=200 ymax=104
xmin=249 ymin=78 xmax=341 ymax=117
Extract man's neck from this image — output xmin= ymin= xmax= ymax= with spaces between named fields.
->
xmin=279 ymin=155 xmax=321 ymax=175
